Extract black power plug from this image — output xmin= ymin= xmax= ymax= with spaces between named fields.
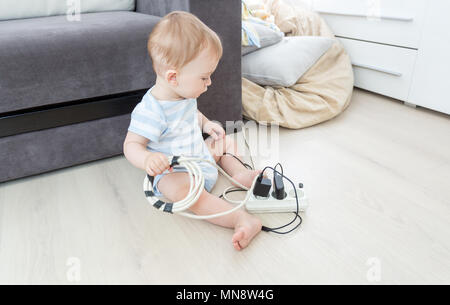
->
xmin=253 ymin=173 xmax=271 ymax=198
xmin=272 ymin=171 xmax=286 ymax=200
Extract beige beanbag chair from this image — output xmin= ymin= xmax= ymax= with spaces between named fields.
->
xmin=242 ymin=0 xmax=354 ymax=129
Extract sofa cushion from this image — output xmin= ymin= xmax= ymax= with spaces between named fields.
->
xmin=0 ymin=0 xmax=135 ymax=21
xmin=0 ymin=11 xmax=158 ymax=113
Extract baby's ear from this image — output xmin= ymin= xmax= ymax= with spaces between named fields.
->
xmin=165 ymin=69 xmax=178 ymax=85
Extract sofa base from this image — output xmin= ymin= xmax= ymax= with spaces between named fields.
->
xmin=0 ymin=114 xmax=131 ymax=183
xmin=0 ymin=90 xmax=147 ymax=139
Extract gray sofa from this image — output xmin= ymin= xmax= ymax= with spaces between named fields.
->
xmin=0 ymin=0 xmax=242 ymax=183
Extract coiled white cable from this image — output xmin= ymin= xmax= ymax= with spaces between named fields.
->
xmin=143 ymin=155 xmax=259 ymax=219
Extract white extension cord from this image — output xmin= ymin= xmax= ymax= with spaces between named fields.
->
xmin=142 ymin=128 xmax=306 ymax=234
xmin=143 ymin=155 xmax=259 ymax=219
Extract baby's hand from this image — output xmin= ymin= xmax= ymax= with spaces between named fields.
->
xmin=144 ymin=152 xmax=172 ymax=176
xmin=203 ymin=121 xmax=225 ymax=141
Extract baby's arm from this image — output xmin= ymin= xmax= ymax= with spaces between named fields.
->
xmin=198 ymin=110 xmax=207 ymax=131
xmin=123 ymin=131 xmax=151 ymax=170
xmin=123 ymin=131 xmax=169 ymax=175
xmin=198 ymin=110 xmax=225 ymax=140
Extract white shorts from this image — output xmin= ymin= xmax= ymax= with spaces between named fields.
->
xmin=152 ymin=163 xmax=218 ymax=197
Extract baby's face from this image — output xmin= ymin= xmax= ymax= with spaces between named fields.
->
xmin=175 ymin=47 xmax=219 ymax=99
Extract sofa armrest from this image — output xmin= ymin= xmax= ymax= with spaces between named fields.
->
xmin=136 ymin=0 xmax=189 ymax=16
xmin=188 ymin=0 xmax=242 ymax=127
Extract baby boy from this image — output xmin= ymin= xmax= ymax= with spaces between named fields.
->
xmin=123 ymin=11 xmax=262 ymax=250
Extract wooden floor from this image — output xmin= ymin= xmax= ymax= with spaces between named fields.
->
xmin=1 ymin=88 xmax=449 ymax=284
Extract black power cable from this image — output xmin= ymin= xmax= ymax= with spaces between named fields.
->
xmin=258 ymin=166 xmax=303 ymax=234
xmin=274 ymin=163 xmax=284 ymax=176
xmin=223 ymin=152 xmax=253 ymax=170
xmin=218 ymin=188 xmax=246 ymax=199
xmin=219 ymin=153 xmax=303 ymax=234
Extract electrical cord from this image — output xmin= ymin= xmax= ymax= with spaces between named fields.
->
xmin=142 ymin=147 xmax=303 ymax=232
xmin=274 ymin=163 xmax=283 ymax=176
xmin=218 ymin=188 xmax=247 ymax=199
xmin=143 ymin=155 xmax=259 ymax=220
xmin=223 ymin=151 xmax=302 ymax=234
xmin=258 ymin=166 xmax=303 ymax=234
xmin=224 ymin=152 xmax=253 ymax=170
xmin=241 ymin=127 xmax=255 ymax=169
xmin=218 ymin=159 xmax=303 ymax=234
xmin=240 ymin=126 xmax=303 ymax=234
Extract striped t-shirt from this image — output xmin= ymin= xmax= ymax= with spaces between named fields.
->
xmin=128 ymin=86 xmax=218 ymax=181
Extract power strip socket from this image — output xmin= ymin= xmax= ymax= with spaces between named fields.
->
xmin=245 ymin=186 xmax=308 ymax=213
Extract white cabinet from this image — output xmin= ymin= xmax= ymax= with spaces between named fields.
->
xmin=313 ymin=0 xmax=450 ymax=115
xmin=338 ymin=37 xmax=418 ymax=102
xmin=314 ymin=0 xmax=426 ymax=48
xmin=408 ymin=1 xmax=450 ymax=115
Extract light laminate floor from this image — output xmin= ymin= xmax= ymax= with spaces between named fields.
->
xmin=1 ymin=88 xmax=449 ymax=284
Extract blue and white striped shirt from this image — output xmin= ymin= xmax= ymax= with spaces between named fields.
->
xmin=128 ymin=86 xmax=218 ymax=180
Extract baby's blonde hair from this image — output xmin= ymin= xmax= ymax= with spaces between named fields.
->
xmin=148 ymin=11 xmax=223 ymax=76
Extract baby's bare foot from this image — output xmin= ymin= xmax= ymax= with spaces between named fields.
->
xmin=231 ymin=169 xmax=262 ymax=189
xmin=231 ymin=214 xmax=262 ymax=251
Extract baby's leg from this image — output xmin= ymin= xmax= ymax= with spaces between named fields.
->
xmin=157 ymin=172 xmax=261 ymax=250
xmin=205 ymin=134 xmax=261 ymax=189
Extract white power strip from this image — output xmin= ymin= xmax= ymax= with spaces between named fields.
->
xmin=245 ymin=186 xmax=309 ymax=214
xmin=239 ymin=128 xmax=308 ymax=214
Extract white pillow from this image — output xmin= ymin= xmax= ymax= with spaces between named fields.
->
xmin=0 ymin=0 xmax=135 ymax=21
xmin=242 ymin=36 xmax=334 ymax=87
